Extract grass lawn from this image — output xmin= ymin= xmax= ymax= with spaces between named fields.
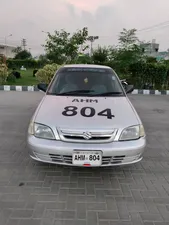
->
xmin=5 ymin=69 xmax=38 ymax=86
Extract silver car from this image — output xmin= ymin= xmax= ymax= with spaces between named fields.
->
xmin=27 ymin=64 xmax=146 ymax=167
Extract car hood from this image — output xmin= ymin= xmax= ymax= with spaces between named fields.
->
xmin=34 ymin=95 xmax=140 ymax=129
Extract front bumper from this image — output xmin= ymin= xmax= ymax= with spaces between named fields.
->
xmin=27 ymin=135 xmax=146 ymax=167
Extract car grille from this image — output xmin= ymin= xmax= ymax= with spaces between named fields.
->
xmin=58 ymin=128 xmax=118 ymax=143
xmin=34 ymin=153 xmax=140 ymax=165
xmin=49 ymin=154 xmax=72 ymax=164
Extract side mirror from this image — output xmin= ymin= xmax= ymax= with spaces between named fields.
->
xmin=121 ymin=80 xmax=128 ymax=90
xmin=126 ymin=85 xmax=134 ymax=94
xmin=37 ymin=83 xmax=48 ymax=92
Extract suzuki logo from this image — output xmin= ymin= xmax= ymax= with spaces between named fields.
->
xmin=82 ymin=132 xmax=92 ymax=140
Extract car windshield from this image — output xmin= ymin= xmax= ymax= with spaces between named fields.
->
xmin=47 ymin=67 xmax=125 ymax=97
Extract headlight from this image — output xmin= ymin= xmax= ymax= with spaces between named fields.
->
xmin=28 ymin=121 xmax=34 ymax=135
xmin=119 ymin=125 xmax=145 ymax=141
xmin=28 ymin=122 xmax=55 ymax=140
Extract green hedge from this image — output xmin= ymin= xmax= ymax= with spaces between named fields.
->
xmin=6 ymin=59 xmax=46 ymax=69
xmin=128 ymin=61 xmax=169 ymax=89
xmin=36 ymin=63 xmax=61 ymax=84
xmin=0 ymin=64 xmax=8 ymax=85
xmin=100 ymin=59 xmax=169 ymax=89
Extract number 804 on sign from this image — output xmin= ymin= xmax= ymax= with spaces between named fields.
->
xmin=72 ymin=151 xmax=102 ymax=166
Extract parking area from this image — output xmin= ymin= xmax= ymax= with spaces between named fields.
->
xmin=0 ymin=92 xmax=169 ymax=225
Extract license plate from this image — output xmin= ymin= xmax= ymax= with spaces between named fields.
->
xmin=72 ymin=151 xmax=102 ymax=166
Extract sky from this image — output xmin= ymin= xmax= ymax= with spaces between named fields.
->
xmin=0 ymin=0 xmax=169 ymax=56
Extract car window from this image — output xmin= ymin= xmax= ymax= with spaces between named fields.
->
xmin=47 ymin=67 xmax=125 ymax=97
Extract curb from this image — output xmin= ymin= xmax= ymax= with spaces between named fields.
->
xmin=0 ymin=85 xmax=39 ymax=92
xmin=132 ymin=89 xmax=169 ymax=95
xmin=0 ymin=85 xmax=169 ymax=95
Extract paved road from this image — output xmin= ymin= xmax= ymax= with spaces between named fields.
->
xmin=0 ymin=92 xmax=169 ymax=225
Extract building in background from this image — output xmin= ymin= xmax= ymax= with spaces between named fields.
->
xmin=140 ymin=39 xmax=169 ymax=60
xmin=140 ymin=39 xmax=159 ymax=56
xmin=156 ymin=51 xmax=169 ymax=61
xmin=0 ymin=43 xmax=16 ymax=58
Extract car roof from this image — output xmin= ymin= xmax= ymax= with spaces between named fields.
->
xmin=63 ymin=64 xmax=111 ymax=69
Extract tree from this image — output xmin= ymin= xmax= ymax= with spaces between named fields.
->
xmin=38 ymin=54 xmax=49 ymax=65
xmin=118 ymin=28 xmax=138 ymax=49
xmin=44 ymin=27 xmax=89 ymax=64
xmin=76 ymin=53 xmax=92 ymax=64
xmin=111 ymin=28 xmax=144 ymax=74
xmin=14 ymin=50 xmax=32 ymax=60
xmin=13 ymin=46 xmax=32 ymax=60
xmin=12 ymin=46 xmax=22 ymax=54
xmin=92 ymin=47 xmax=109 ymax=64
xmin=145 ymin=56 xmax=157 ymax=63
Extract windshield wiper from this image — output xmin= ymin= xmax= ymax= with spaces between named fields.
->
xmin=96 ymin=91 xmax=123 ymax=96
xmin=52 ymin=90 xmax=123 ymax=96
xmin=56 ymin=90 xmax=94 ymax=95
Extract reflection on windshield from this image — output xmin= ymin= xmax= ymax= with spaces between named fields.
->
xmin=56 ymin=90 xmax=94 ymax=95
xmin=47 ymin=68 xmax=125 ymax=97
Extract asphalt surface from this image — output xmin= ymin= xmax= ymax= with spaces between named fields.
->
xmin=0 ymin=92 xmax=169 ymax=225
